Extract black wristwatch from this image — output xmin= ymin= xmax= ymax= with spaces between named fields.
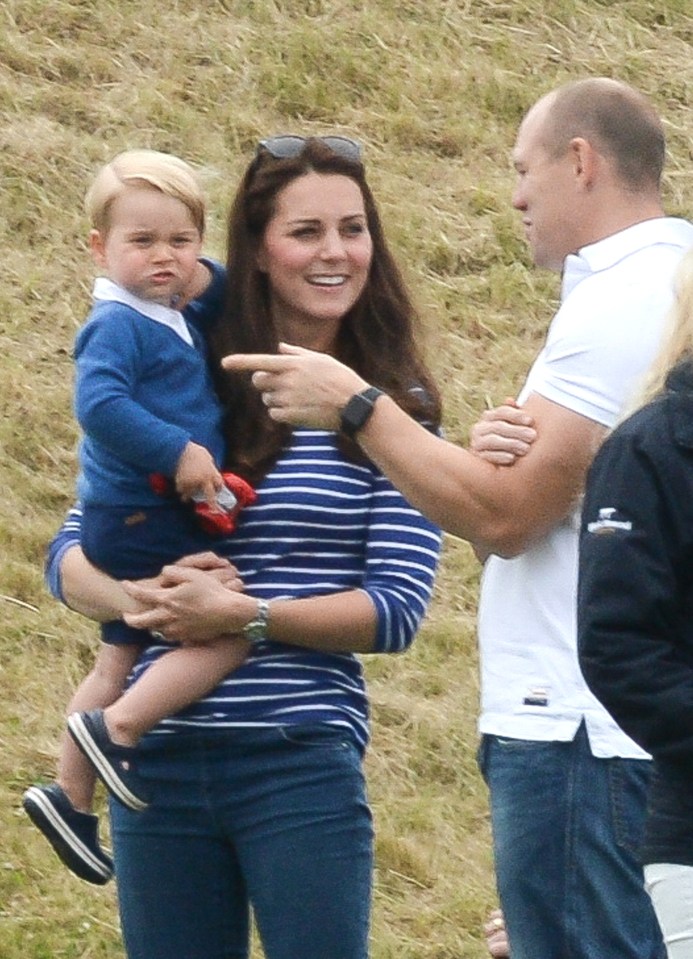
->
xmin=339 ymin=387 xmax=384 ymax=438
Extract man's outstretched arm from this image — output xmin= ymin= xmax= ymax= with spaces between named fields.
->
xmin=223 ymin=345 xmax=604 ymax=557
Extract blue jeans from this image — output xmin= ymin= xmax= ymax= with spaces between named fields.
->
xmin=478 ymin=723 xmax=665 ymax=959
xmin=110 ymin=725 xmax=373 ymax=959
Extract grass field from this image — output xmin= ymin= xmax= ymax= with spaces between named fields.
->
xmin=2 ymin=1 xmax=692 ymax=956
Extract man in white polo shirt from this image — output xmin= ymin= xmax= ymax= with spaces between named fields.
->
xmin=472 ymin=87 xmax=693 ymax=957
xmin=224 ymin=78 xmax=693 ymax=958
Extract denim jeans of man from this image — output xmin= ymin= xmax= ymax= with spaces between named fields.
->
xmin=478 ymin=722 xmax=665 ymax=959
xmin=110 ymin=724 xmax=374 ymax=959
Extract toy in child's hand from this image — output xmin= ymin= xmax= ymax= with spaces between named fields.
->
xmin=149 ymin=471 xmax=257 ymax=535
xmin=193 ymin=472 xmax=257 ymax=535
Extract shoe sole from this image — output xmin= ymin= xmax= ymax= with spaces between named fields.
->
xmin=67 ymin=714 xmax=149 ymax=812
xmin=23 ymin=787 xmax=113 ymax=885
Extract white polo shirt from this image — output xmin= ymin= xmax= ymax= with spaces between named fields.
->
xmin=478 ymin=217 xmax=693 ymax=759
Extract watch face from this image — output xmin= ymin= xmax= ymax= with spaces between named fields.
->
xmin=340 ymin=388 xmax=382 ymax=437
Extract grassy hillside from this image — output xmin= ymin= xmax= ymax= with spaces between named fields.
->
xmin=2 ymin=1 xmax=692 ymax=956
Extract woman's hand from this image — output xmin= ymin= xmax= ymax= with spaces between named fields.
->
xmin=171 ymin=551 xmax=244 ymax=591
xmin=470 ymin=398 xmax=537 ymax=466
xmin=122 ymin=565 xmax=256 ymax=644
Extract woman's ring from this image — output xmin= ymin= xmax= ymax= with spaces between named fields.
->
xmin=151 ymin=630 xmax=167 ymax=642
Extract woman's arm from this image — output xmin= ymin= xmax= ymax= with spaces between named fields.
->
xmin=45 ymin=506 xmax=136 ymax=620
xmin=48 ymin=506 xmax=378 ymax=649
xmin=46 ymin=506 xmax=239 ymax=623
xmin=124 ymin=469 xmax=441 ymax=654
xmin=124 ymin=568 xmax=379 ymax=653
xmin=60 ymin=544 xmax=140 ymax=621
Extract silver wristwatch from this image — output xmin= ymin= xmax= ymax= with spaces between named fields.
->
xmin=242 ymin=599 xmax=271 ymax=642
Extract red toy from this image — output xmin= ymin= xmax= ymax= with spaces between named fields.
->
xmin=149 ymin=471 xmax=257 ymax=536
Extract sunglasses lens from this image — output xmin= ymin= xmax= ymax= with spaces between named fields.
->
xmin=320 ymin=136 xmax=362 ymax=161
xmin=258 ymin=135 xmax=362 ymax=162
xmin=258 ymin=136 xmax=308 ymax=159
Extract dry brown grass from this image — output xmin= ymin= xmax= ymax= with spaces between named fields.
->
xmin=2 ymin=1 xmax=692 ymax=956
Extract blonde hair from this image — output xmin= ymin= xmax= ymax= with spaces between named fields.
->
xmin=85 ymin=149 xmax=205 ymax=235
xmin=639 ymin=246 xmax=693 ymax=406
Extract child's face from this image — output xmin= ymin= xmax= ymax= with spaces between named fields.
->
xmin=90 ymin=186 xmax=203 ymax=306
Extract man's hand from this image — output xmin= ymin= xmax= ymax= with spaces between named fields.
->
xmin=470 ymin=398 xmax=536 ymax=466
xmin=222 ymin=343 xmax=368 ymax=429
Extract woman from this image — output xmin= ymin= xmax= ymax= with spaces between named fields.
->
xmin=45 ymin=136 xmax=442 ymax=959
xmin=578 ymin=247 xmax=693 ymax=958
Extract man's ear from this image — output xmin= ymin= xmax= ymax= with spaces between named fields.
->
xmin=569 ymin=137 xmax=597 ymax=188
xmin=89 ymin=229 xmax=107 ymax=267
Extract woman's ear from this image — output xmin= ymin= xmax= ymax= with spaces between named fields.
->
xmin=255 ymin=240 xmax=268 ymax=273
xmin=89 ymin=229 xmax=107 ymax=267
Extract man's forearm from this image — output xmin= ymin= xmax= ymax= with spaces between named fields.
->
xmin=355 ymin=395 xmax=523 ymax=553
xmin=222 ymin=348 xmax=591 ymax=556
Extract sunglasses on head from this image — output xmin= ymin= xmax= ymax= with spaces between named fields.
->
xmin=257 ymin=135 xmax=362 ymax=162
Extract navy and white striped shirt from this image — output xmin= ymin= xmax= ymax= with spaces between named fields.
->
xmin=47 ymin=429 xmax=441 ymax=751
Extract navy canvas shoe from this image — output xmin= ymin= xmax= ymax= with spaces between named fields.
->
xmin=67 ymin=709 xmax=150 ymax=812
xmin=23 ymin=783 xmax=113 ymax=885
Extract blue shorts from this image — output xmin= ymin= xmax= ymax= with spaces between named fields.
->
xmin=83 ymin=503 xmax=216 ymax=646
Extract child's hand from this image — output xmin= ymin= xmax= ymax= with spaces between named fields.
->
xmin=174 ymin=260 xmax=212 ymax=309
xmin=174 ymin=442 xmax=222 ymax=506
xmin=483 ymin=909 xmax=510 ymax=958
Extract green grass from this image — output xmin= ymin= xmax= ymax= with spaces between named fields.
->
xmin=2 ymin=0 xmax=692 ymax=955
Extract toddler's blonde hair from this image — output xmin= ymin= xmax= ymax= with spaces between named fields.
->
xmin=85 ymin=149 xmax=205 ymax=235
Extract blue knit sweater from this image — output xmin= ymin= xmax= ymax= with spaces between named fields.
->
xmin=74 ymin=261 xmax=226 ymax=507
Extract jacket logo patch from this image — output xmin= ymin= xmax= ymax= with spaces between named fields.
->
xmin=587 ymin=507 xmax=632 ymax=535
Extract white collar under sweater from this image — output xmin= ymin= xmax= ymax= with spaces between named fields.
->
xmin=92 ymin=277 xmax=194 ymax=347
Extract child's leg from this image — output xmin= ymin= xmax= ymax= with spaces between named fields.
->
xmin=59 ymin=644 xmax=140 ymax=811
xmin=104 ymin=638 xmax=250 ymax=746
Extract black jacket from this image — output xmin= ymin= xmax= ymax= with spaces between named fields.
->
xmin=578 ymin=360 xmax=693 ymax=766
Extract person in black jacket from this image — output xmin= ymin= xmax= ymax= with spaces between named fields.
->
xmin=578 ymin=246 xmax=693 ymax=958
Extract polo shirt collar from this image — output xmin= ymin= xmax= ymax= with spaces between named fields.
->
xmin=561 ymin=217 xmax=693 ymax=301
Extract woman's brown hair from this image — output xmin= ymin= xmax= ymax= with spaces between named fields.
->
xmin=209 ymin=138 xmax=441 ymax=480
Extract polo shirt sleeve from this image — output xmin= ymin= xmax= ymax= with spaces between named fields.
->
xmin=528 ymin=256 xmax=676 ymax=428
